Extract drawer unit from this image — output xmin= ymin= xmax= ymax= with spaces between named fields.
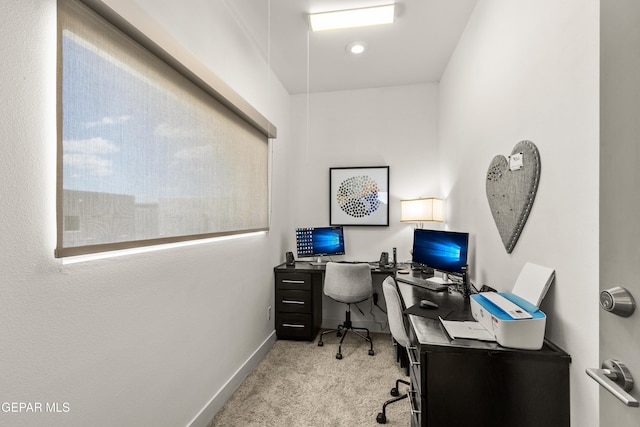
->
xmin=409 ymin=384 xmax=421 ymax=427
xmin=400 ymin=279 xmax=571 ymax=427
xmin=407 ymin=341 xmax=421 ymax=427
xmin=274 ymin=270 xmax=322 ymax=341
xmin=407 ymin=323 xmax=570 ymax=427
xmin=407 ymin=344 xmax=421 ymax=397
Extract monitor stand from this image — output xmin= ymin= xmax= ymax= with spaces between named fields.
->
xmin=428 ymin=272 xmax=452 ymax=285
xmin=309 ymin=256 xmax=327 ymax=266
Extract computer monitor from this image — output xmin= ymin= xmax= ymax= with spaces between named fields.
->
xmin=296 ymin=226 xmax=345 ymax=264
xmin=412 ymin=229 xmax=469 ymax=278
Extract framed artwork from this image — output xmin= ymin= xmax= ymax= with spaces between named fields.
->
xmin=330 ymin=166 xmax=389 ymax=226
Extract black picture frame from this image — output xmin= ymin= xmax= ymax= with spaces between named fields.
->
xmin=329 ymin=166 xmax=389 ymax=226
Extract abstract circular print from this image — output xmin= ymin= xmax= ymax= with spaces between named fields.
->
xmin=336 ymin=175 xmax=380 ymax=218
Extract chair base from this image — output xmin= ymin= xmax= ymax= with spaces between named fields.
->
xmin=317 ymin=306 xmax=374 ymax=359
xmin=376 ymin=378 xmax=410 ymax=424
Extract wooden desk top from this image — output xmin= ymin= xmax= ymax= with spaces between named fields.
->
xmin=274 ymin=261 xmax=403 ymax=276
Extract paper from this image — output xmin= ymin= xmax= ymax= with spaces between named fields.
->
xmin=439 ymin=317 xmax=496 ymax=342
xmin=509 ymin=152 xmax=523 ymax=170
xmin=511 ymin=262 xmax=555 ymax=307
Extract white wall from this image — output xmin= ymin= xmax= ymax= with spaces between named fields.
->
xmin=289 ymin=84 xmax=440 ymax=329
xmin=0 ymin=1 xmax=291 ymax=426
xmin=438 ymin=1 xmax=600 ymax=426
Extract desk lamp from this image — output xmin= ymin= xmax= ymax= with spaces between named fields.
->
xmin=400 ymin=197 xmax=444 ymax=228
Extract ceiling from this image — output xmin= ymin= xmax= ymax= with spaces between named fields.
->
xmin=224 ymin=0 xmax=478 ymax=94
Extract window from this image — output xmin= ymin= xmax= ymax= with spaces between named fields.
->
xmin=56 ymin=0 xmax=276 ymax=257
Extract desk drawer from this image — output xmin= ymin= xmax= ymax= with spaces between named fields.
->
xmin=276 ymin=313 xmax=313 ymax=340
xmin=276 ymin=289 xmax=312 ymax=313
xmin=276 ymin=272 xmax=311 ymax=290
xmin=408 ymin=382 xmax=421 ymax=427
xmin=408 ymin=346 xmax=421 ymax=397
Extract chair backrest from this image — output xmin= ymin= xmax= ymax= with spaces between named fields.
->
xmin=382 ymin=276 xmax=411 ymax=349
xmin=324 ymin=262 xmax=373 ymax=304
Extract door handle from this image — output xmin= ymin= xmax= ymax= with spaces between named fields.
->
xmin=586 ymin=359 xmax=639 ymax=407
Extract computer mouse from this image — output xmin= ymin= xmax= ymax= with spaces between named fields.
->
xmin=420 ymin=299 xmax=438 ymax=309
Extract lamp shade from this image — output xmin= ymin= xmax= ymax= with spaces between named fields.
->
xmin=400 ymin=198 xmax=444 ymax=223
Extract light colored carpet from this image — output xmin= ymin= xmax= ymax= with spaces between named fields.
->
xmin=209 ymin=332 xmax=411 ymax=427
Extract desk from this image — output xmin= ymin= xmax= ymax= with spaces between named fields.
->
xmin=398 ymin=281 xmax=571 ymax=427
xmin=273 ymin=263 xmax=571 ymax=426
xmin=273 ymin=261 xmax=397 ymax=340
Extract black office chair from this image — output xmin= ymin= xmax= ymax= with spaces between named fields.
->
xmin=317 ymin=262 xmax=375 ymax=359
xmin=376 ymin=276 xmax=411 ymax=424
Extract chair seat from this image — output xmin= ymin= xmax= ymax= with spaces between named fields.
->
xmin=326 ymin=292 xmax=372 ymax=304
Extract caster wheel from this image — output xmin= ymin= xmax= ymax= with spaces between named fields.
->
xmin=317 ymin=341 xmax=323 ymax=347
xmin=336 ymin=331 xmax=342 ymax=337
xmin=390 ymin=387 xmax=399 ymax=397
xmin=376 ymin=412 xmax=386 ymax=424
xmin=336 ymin=353 xmax=343 ymax=360
xmin=368 ymin=349 xmax=375 ymax=356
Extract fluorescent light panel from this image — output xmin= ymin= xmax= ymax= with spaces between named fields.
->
xmin=309 ymin=4 xmax=395 ymax=32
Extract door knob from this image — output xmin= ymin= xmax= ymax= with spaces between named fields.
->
xmin=586 ymin=359 xmax=639 ymax=407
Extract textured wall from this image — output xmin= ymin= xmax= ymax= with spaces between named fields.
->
xmin=0 ymin=1 xmax=291 ymax=426
xmin=438 ymin=1 xmax=600 ymax=426
xmin=289 ymin=84 xmax=441 ymax=330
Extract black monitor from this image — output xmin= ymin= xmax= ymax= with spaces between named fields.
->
xmin=296 ymin=226 xmax=345 ymax=264
xmin=412 ymin=229 xmax=469 ymax=277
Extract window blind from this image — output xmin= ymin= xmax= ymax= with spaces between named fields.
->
xmin=56 ymin=0 xmax=275 ymax=257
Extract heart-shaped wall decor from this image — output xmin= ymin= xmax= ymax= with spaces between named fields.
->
xmin=486 ymin=140 xmax=540 ymax=253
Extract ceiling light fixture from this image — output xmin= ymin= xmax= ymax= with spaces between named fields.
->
xmin=346 ymin=41 xmax=367 ymax=55
xmin=309 ymin=4 xmax=395 ymax=32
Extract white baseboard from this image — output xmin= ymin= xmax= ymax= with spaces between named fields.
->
xmin=187 ymin=331 xmax=277 ymax=427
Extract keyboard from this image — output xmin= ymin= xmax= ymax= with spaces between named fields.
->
xmin=336 ymin=261 xmax=377 ymax=269
xmin=397 ymin=275 xmax=449 ymax=292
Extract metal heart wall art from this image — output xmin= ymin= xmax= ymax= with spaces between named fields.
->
xmin=486 ymin=140 xmax=540 ymax=253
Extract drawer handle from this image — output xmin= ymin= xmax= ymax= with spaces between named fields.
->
xmin=282 ymin=300 xmax=305 ymax=305
xmin=282 ymin=323 xmax=305 ymax=328
xmin=282 ymin=279 xmax=305 ymax=284
xmin=408 ymin=389 xmax=421 ymax=415
xmin=407 ymin=346 xmax=420 ymax=366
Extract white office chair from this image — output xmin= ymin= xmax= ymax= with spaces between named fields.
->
xmin=376 ymin=276 xmax=411 ymax=424
xmin=317 ymin=262 xmax=375 ymax=359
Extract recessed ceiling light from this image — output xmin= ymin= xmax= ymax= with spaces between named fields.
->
xmin=309 ymin=4 xmax=395 ymax=32
xmin=346 ymin=41 xmax=367 ymax=55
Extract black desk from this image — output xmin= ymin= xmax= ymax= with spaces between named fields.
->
xmin=273 ymin=264 xmax=571 ymax=425
xmin=273 ymin=261 xmax=397 ymax=340
xmin=397 ymin=282 xmax=571 ymax=427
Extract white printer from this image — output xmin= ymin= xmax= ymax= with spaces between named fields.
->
xmin=470 ymin=263 xmax=555 ymax=350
